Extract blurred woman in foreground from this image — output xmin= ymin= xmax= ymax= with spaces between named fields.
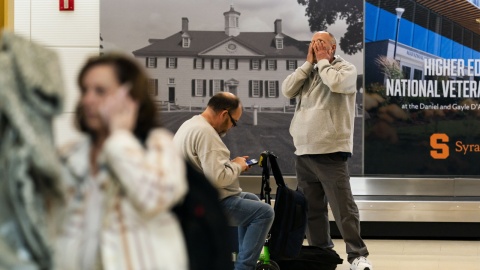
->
xmin=53 ymin=53 xmax=188 ymax=270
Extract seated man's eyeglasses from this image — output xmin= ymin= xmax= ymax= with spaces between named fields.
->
xmin=226 ymin=110 xmax=237 ymax=127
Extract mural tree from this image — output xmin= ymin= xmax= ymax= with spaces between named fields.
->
xmin=297 ymin=0 xmax=362 ymax=55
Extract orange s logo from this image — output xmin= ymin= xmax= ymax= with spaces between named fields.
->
xmin=430 ymin=133 xmax=449 ymax=159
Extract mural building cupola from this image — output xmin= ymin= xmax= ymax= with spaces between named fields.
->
xmin=224 ymin=5 xmax=241 ymax=36
xmin=181 ymin=17 xmax=190 ymax=48
xmin=274 ymin=19 xmax=284 ymax=49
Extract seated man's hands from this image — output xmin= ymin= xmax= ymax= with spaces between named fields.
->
xmin=232 ymin=156 xmax=249 ymax=172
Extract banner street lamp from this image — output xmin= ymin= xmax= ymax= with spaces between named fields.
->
xmin=394 ymin=7 xmax=405 ymax=60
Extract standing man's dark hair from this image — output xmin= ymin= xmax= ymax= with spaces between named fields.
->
xmin=282 ymin=30 xmax=372 ymax=270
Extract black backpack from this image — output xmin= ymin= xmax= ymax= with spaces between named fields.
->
xmin=260 ymin=151 xmax=343 ymax=270
xmin=259 ymin=151 xmax=307 ymax=260
xmin=172 ymin=161 xmax=232 ymax=270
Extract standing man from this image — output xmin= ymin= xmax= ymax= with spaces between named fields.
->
xmin=173 ymin=92 xmax=274 ymax=270
xmin=282 ymin=31 xmax=372 ymax=270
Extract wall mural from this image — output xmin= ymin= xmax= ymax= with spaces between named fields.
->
xmin=101 ymin=0 xmax=364 ymax=176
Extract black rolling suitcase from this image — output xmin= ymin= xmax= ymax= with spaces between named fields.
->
xmin=259 ymin=151 xmax=344 ymax=270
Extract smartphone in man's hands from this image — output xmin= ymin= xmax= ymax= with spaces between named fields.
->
xmin=246 ymin=159 xmax=258 ymax=166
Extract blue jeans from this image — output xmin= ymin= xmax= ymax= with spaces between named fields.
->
xmin=220 ymin=192 xmax=274 ymax=270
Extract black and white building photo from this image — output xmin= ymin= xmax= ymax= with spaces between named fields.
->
xmin=133 ymin=5 xmax=306 ymax=109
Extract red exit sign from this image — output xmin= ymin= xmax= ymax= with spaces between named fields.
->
xmin=59 ymin=0 xmax=74 ymax=11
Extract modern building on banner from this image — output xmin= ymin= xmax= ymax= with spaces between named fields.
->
xmin=365 ymin=0 xmax=480 ymax=86
xmin=133 ymin=5 xmax=307 ymax=109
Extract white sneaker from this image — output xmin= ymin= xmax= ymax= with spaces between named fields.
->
xmin=350 ymin=256 xmax=373 ymax=270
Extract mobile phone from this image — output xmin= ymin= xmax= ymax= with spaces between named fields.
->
xmin=246 ymin=158 xmax=258 ymax=166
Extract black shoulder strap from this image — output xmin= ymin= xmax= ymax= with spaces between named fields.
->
xmin=259 ymin=151 xmax=271 ymax=204
xmin=267 ymin=152 xmax=286 ymax=187
xmin=259 ymin=151 xmax=287 ymax=204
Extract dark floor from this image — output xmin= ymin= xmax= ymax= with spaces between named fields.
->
xmin=160 ymin=110 xmax=364 ymax=176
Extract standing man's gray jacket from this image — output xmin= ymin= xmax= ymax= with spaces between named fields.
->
xmin=282 ymin=56 xmax=357 ymax=155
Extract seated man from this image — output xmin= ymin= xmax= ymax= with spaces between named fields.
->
xmin=174 ymin=92 xmax=274 ymax=270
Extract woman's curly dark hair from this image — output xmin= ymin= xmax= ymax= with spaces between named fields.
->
xmin=76 ymin=53 xmax=160 ymax=143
